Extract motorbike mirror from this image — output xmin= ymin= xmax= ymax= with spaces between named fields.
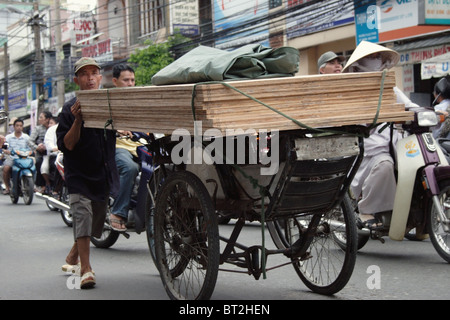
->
xmin=0 ymin=110 xmax=8 ymax=124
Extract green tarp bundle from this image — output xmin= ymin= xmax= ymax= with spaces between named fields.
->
xmin=151 ymin=44 xmax=300 ymax=86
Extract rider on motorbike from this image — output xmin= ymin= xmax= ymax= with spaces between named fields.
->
xmin=2 ymin=119 xmax=33 ymax=195
xmin=109 ymin=63 xmax=140 ymax=232
xmin=342 ymin=41 xmax=419 ymax=230
xmin=432 ymin=77 xmax=450 ymax=139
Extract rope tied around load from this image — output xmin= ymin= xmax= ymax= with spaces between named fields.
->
xmin=190 ymin=69 xmax=387 ymax=138
xmin=104 ymin=89 xmax=115 ymax=139
xmin=188 ymin=70 xmax=388 ymax=279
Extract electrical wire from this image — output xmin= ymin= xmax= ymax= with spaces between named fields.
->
xmin=1 ymin=0 xmax=358 ymax=88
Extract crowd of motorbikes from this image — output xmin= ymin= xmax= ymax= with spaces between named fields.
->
xmin=1 ymin=95 xmax=450 ymax=265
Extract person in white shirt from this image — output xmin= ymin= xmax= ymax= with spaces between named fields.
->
xmin=41 ymin=116 xmax=59 ymax=194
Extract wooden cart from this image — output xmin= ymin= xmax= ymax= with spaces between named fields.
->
xmin=78 ymin=71 xmax=413 ymax=299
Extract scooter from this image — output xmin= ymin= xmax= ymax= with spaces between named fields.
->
xmin=350 ymin=106 xmax=450 ymax=263
xmin=9 ymin=148 xmax=36 ymax=205
xmin=36 ymin=152 xmax=72 ymax=226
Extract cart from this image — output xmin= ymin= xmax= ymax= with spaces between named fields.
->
xmin=77 ymin=70 xmax=413 ymax=300
xmin=146 ymin=125 xmax=366 ymax=300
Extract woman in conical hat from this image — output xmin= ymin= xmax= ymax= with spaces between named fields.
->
xmin=347 ymin=41 xmax=402 ymax=230
xmin=342 ymin=40 xmax=400 ymax=73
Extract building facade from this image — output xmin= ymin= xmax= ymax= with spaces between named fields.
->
xmin=1 ymin=0 xmax=449 ymax=135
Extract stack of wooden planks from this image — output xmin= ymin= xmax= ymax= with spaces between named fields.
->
xmin=78 ymin=71 xmax=414 ymax=135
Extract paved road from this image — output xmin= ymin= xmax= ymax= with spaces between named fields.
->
xmin=1 ymin=193 xmax=449 ymax=301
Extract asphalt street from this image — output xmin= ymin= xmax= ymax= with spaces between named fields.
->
xmin=1 ymin=192 xmax=449 ymax=301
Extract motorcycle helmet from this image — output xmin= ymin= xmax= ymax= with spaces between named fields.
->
xmin=433 ymin=77 xmax=450 ymax=104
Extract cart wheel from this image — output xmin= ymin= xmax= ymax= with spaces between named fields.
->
xmin=154 ymin=171 xmax=220 ymax=300
xmin=267 ymin=198 xmax=357 ymax=295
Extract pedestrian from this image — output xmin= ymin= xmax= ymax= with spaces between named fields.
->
xmin=109 ymin=63 xmax=140 ymax=232
xmin=56 ymin=57 xmax=119 ymax=289
xmin=317 ymin=51 xmax=345 ymax=74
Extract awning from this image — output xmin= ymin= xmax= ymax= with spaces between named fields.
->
xmin=421 ymin=52 xmax=450 ymax=80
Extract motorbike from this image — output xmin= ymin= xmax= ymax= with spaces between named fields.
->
xmin=90 ymin=133 xmax=161 ymax=249
xmin=345 ymin=106 xmax=450 ymax=263
xmin=9 ymin=148 xmax=36 ymax=205
xmin=35 ymin=152 xmax=72 ymax=226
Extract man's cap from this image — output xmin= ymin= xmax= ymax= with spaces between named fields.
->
xmin=74 ymin=57 xmax=100 ymax=74
xmin=317 ymin=51 xmax=345 ymax=70
xmin=342 ymin=41 xmax=399 ymax=73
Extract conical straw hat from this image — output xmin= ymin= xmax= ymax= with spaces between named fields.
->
xmin=342 ymin=41 xmax=400 ymax=73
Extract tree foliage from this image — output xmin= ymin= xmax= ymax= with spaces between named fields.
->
xmin=129 ymin=33 xmax=192 ymax=86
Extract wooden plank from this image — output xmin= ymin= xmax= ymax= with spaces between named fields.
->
xmin=78 ymin=71 xmax=413 ymax=135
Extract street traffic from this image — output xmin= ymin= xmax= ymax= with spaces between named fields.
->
xmin=1 ymin=193 xmax=449 ymax=300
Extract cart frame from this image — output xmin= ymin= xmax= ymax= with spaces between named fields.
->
xmin=148 ymin=125 xmax=367 ymax=300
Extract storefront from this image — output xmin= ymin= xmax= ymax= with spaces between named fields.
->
xmin=394 ymin=36 xmax=450 ymax=107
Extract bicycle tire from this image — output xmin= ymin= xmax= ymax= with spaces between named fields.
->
xmin=267 ymin=197 xmax=357 ymax=295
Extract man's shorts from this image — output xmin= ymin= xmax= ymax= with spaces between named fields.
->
xmin=70 ymin=193 xmax=108 ymax=241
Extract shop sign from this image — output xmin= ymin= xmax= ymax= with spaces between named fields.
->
xmin=171 ymin=0 xmax=199 ymax=37
xmin=0 ymin=89 xmax=28 ymax=111
xmin=420 ymin=0 xmax=450 ymax=25
xmin=398 ymin=44 xmax=450 ymax=65
xmin=213 ymin=0 xmax=269 ymax=49
xmin=81 ymin=39 xmax=113 ymax=63
xmin=70 ymin=13 xmax=94 ymax=46
xmin=287 ymin=0 xmax=354 ymax=40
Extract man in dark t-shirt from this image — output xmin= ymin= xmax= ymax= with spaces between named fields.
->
xmin=56 ymin=57 xmax=119 ymax=289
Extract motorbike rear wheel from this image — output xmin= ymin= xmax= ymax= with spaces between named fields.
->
xmin=428 ymin=179 xmax=450 ymax=263
xmin=21 ymin=175 xmax=34 ymax=205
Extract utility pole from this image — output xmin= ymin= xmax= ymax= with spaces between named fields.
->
xmin=30 ymin=1 xmax=44 ymax=116
xmin=54 ymin=0 xmax=64 ymax=110
xmin=3 ymin=42 xmax=8 ymax=135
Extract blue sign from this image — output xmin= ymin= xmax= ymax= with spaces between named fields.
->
xmin=354 ymin=0 xmax=379 ymax=44
xmin=173 ymin=24 xmax=199 ymax=37
xmin=1 ymin=89 xmax=28 ymax=111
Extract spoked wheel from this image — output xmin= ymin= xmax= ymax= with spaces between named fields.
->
xmin=428 ymin=179 xmax=450 ymax=263
xmin=267 ymin=198 xmax=357 ymax=295
xmin=153 ymin=171 xmax=220 ymax=300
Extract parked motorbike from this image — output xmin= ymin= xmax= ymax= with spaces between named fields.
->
xmin=346 ymin=106 xmax=450 ymax=263
xmin=9 ymin=148 xmax=36 ymax=205
xmin=36 ymin=152 xmax=71 ymax=226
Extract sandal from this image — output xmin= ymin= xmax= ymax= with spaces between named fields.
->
xmin=62 ymin=263 xmax=95 ymax=276
xmin=2 ymin=189 xmax=9 ymax=195
xmin=109 ymin=217 xmax=127 ymax=232
xmin=62 ymin=262 xmax=81 ymax=275
xmin=80 ymin=271 xmax=96 ymax=289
